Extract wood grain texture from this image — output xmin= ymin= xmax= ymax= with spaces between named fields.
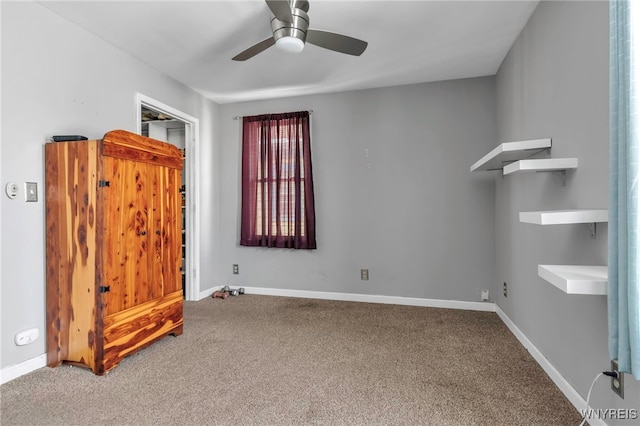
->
xmin=45 ymin=140 xmax=101 ymax=370
xmin=102 ymin=291 xmax=183 ymax=374
xmin=45 ymin=130 xmax=183 ymax=375
xmin=102 ymin=157 xmax=152 ymax=314
xmin=102 ymin=130 xmax=184 ymax=169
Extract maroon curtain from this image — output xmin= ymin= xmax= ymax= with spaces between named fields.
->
xmin=241 ymin=111 xmax=316 ymax=249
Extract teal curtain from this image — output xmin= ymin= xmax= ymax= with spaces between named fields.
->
xmin=609 ymin=0 xmax=640 ymax=380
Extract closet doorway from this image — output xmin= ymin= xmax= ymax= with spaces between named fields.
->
xmin=136 ymin=93 xmax=200 ymax=301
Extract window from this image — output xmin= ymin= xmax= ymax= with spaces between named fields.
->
xmin=240 ymin=111 xmax=316 ymax=249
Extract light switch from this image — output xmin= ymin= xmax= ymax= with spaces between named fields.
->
xmin=25 ymin=182 xmax=37 ymax=202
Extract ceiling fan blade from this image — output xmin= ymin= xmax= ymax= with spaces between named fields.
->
xmin=232 ymin=37 xmax=275 ymax=61
xmin=265 ymin=0 xmax=293 ymax=22
xmin=307 ymin=30 xmax=368 ymax=56
xmin=306 ymin=29 xmax=368 ymax=56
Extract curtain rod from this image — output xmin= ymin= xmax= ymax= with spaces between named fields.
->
xmin=233 ymin=110 xmax=313 ymax=120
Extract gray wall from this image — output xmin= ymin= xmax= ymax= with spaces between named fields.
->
xmin=0 ymin=1 xmax=219 ymax=369
xmin=215 ymin=78 xmax=497 ymax=302
xmin=495 ymin=0 xmax=639 ymax=420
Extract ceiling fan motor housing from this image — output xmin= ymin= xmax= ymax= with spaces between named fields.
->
xmin=271 ymin=5 xmax=309 ymax=44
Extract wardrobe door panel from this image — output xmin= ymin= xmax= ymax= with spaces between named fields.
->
xmin=148 ymin=163 xmax=164 ymax=299
xmin=102 ymin=157 xmax=153 ymax=315
xmin=162 ymin=166 xmax=182 ymax=296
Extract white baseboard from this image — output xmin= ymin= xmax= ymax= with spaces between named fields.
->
xmin=203 ymin=285 xmax=497 ymax=312
xmin=495 ymin=306 xmax=606 ymax=426
xmin=0 ymin=353 xmax=47 ymax=385
xmin=247 ymin=286 xmax=498 ymax=311
xmin=198 ymin=286 xmax=218 ymax=300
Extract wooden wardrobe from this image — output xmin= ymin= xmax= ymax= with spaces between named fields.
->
xmin=45 ymin=130 xmax=184 ymax=375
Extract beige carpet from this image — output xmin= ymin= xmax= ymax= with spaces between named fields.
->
xmin=1 ymin=295 xmax=581 ymax=425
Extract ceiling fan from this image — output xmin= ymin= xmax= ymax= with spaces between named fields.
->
xmin=232 ymin=0 xmax=368 ymax=61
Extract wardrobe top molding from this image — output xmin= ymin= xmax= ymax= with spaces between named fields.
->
xmin=470 ymin=138 xmax=552 ymax=172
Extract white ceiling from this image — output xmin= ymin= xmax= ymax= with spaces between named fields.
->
xmin=38 ymin=0 xmax=539 ymax=104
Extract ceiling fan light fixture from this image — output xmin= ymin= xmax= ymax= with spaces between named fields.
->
xmin=232 ymin=0 xmax=367 ymax=61
xmin=275 ymin=36 xmax=305 ymax=54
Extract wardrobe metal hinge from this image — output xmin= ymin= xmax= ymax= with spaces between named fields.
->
xmin=98 ymin=286 xmax=110 ymax=293
xmin=98 ymin=180 xmax=110 ymax=188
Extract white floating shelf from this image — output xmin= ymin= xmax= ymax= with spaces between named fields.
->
xmin=538 ymin=265 xmax=607 ymax=295
xmin=503 ymin=158 xmax=578 ymax=175
xmin=519 ymin=209 xmax=608 ymax=225
xmin=470 ymin=138 xmax=552 ymax=172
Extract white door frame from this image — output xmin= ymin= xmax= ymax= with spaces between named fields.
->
xmin=136 ymin=93 xmax=200 ymax=301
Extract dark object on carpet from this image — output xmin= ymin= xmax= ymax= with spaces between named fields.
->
xmin=211 ymin=290 xmax=229 ymax=299
xmin=213 ymin=286 xmax=245 ymax=298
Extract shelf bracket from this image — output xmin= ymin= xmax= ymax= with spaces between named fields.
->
xmin=534 ymin=169 xmax=567 ymax=186
xmin=558 ymin=170 xmax=567 ymax=186
xmin=588 ymin=223 xmax=597 ymax=239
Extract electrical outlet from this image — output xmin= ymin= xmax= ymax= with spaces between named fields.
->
xmin=503 ymin=282 xmax=508 ymax=297
xmin=15 ymin=328 xmax=39 ymax=346
xmin=361 ymin=269 xmax=369 ymax=281
xmin=233 ymin=264 xmax=239 ymax=275
xmin=611 ymin=360 xmax=624 ymax=399
xmin=481 ymin=289 xmax=489 ymax=301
